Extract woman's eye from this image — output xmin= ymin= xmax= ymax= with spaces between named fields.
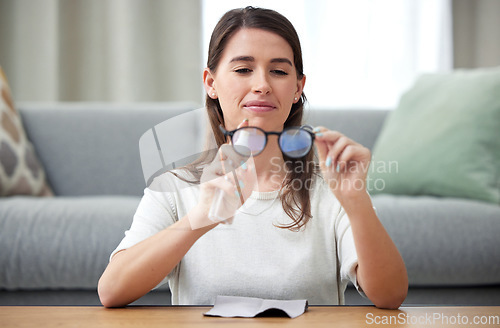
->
xmin=272 ymin=70 xmax=288 ymax=76
xmin=235 ymin=68 xmax=252 ymax=74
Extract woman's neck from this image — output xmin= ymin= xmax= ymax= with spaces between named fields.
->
xmin=251 ymin=139 xmax=287 ymax=192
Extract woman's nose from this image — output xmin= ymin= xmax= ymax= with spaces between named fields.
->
xmin=252 ymin=72 xmax=272 ymax=95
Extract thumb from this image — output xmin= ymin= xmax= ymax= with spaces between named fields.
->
xmin=237 ymin=118 xmax=249 ymax=128
xmin=314 ymin=138 xmax=329 ymax=165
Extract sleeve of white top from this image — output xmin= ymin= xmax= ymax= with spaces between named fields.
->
xmin=110 ymin=187 xmax=178 ymax=259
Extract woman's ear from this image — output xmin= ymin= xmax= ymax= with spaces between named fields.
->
xmin=295 ymin=74 xmax=306 ymax=102
xmin=203 ymin=68 xmax=217 ymax=99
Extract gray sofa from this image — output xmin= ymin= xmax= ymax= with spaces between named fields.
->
xmin=1 ymin=103 xmax=499 ymax=306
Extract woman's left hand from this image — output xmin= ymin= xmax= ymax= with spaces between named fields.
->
xmin=313 ymin=127 xmax=371 ymax=202
xmin=314 ymin=127 xmax=408 ymax=309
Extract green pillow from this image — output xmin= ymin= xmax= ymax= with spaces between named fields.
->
xmin=368 ymin=67 xmax=500 ymax=204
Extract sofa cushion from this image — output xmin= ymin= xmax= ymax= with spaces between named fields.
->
xmin=369 ymin=67 xmax=500 ymax=204
xmin=373 ymin=194 xmax=500 ymax=286
xmin=0 ymin=196 xmax=139 ymax=289
xmin=0 ymin=67 xmax=52 ymax=197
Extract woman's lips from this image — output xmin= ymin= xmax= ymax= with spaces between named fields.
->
xmin=245 ymin=106 xmax=275 ymax=112
xmin=243 ymin=101 xmax=276 ymax=112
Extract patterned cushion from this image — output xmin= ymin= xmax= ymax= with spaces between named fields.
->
xmin=0 ymin=67 xmax=53 ymax=196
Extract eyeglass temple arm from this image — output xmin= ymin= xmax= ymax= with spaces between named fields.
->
xmin=218 ymin=124 xmax=232 ymax=136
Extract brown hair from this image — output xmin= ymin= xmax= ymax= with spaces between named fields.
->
xmin=179 ymin=6 xmax=318 ymax=231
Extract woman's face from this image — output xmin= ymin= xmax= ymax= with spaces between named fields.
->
xmin=204 ymin=28 xmax=305 ymax=131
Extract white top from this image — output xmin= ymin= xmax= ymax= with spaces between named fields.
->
xmin=111 ymin=171 xmax=361 ymax=305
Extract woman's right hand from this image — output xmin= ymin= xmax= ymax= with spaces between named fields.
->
xmin=188 ymin=144 xmax=255 ymax=230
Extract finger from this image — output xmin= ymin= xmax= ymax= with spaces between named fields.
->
xmin=224 ymin=170 xmax=243 ymax=190
xmin=315 ymin=129 xmax=343 ymax=143
xmin=215 ymin=151 xmax=250 ymax=185
xmin=234 ymin=156 xmax=257 ymax=198
xmin=314 ymin=139 xmax=328 ymax=166
xmin=312 ymin=126 xmax=326 ymax=134
xmin=216 ymin=146 xmax=235 ymax=174
xmin=237 ymin=118 xmax=249 ymax=129
xmin=230 ymin=170 xmax=245 ymax=205
xmin=221 ymin=216 xmax=234 ymax=225
xmin=218 ymin=148 xmax=228 ymax=161
xmin=326 ymin=136 xmax=354 ymax=170
xmin=202 ymin=154 xmax=241 ymax=185
xmin=336 ymin=145 xmax=371 ymax=173
xmin=217 ymin=168 xmax=247 ymax=203
xmin=220 ymin=144 xmax=249 ymax=172
xmin=313 ymin=128 xmax=343 ymax=166
xmin=200 ymin=161 xmax=224 ymax=184
xmin=332 ymin=145 xmax=354 ymax=173
xmin=209 ymin=175 xmax=237 ymax=197
xmin=313 ymin=127 xmax=329 ymax=164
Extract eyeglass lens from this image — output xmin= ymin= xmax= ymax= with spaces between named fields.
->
xmin=279 ymin=129 xmax=313 ymax=158
xmin=233 ymin=128 xmax=266 ymax=156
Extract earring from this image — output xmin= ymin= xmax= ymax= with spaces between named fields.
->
xmin=294 ymin=97 xmax=298 ymax=101
xmin=211 ymin=92 xmax=216 ymax=98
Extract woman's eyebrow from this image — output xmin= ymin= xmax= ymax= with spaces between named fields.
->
xmin=229 ymin=56 xmax=292 ymax=66
xmin=270 ymin=58 xmax=293 ymax=66
xmin=230 ymin=56 xmax=254 ymax=63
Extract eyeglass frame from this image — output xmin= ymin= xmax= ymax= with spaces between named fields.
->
xmin=219 ymin=124 xmax=316 ymax=158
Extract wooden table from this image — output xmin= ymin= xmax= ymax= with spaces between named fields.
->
xmin=1 ymin=306 xmax=499 ymax=327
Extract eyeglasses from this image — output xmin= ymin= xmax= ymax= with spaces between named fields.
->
xmin=219 ymin=125 xmax=315 ymax=158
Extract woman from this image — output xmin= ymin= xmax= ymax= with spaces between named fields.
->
xmin=98 ymin=6 xmax=407 ymax=308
